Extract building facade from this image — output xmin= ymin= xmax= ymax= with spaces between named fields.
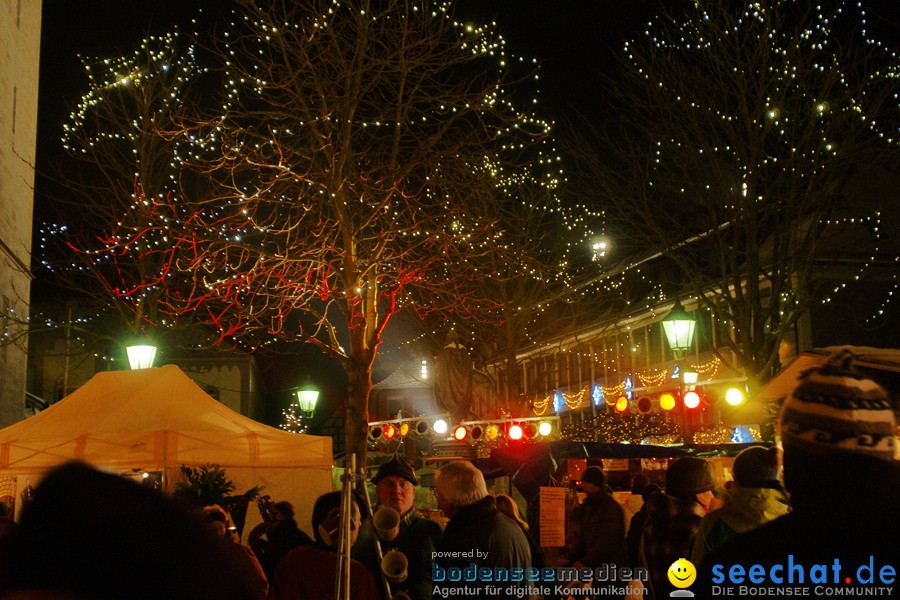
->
xmin=0 ymin=0 xmax=41 ymax=427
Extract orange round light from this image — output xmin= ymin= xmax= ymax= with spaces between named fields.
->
xmin=659 ymin=393 xmax=676 ymax=411
xmin=683 ymin=391 xmax=701 ymax=409
xmin=615 ymin=396 xmax=629 ymax=412
xmin=383 ymin=424 xmax=397 ymax=439
xmin=399 ymin=422 xmax=410 ymax=437
xmin=454 ymin=425 xmax=468 ymax=441
xmin=485 ymin=424 xmax=500 ymax=441
xmin=508 ymin=424 xmax=523 ymax=440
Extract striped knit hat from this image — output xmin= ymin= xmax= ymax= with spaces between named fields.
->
xmin=779 ymin=348 xmax=897 ymax=462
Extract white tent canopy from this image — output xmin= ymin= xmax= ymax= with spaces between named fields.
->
xmin=0 ymin=365 xmax=333 ymax=537
xmin=754 ymin=346 xmax=900 ymax=407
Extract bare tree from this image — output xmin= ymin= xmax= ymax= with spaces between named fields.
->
xmin=38 ymin=32 xmax=215 ymax=359
xmin=566 ymin=0 xmax=900 ymax=390
xmin=126 ymin=0 xmax=565 ymax=466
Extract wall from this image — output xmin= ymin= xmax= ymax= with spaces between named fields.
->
xmin=0 ymin=0 xmax=41 ymax=427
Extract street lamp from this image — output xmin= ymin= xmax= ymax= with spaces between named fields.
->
xmin=661 ymin=298 xmax=697 ymax=358
xmin=296 ymin=384 xmax=319 ymax=415
xmin=126 ymin=343 xmax=158 ymax=370
xmin=661 ymin=299 xmax=698 ymax=444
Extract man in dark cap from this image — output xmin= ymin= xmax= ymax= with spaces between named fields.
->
xmin=567 ymin=466 xmax=628 ymax=570
xmin=640 ymin=456 xmax=717 ymax=598
xmin=353 ymin=454 xmax=443 ymax=600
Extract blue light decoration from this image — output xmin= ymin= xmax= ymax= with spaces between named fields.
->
xmin=731 ymin=426 xmax=754 ymax=443
xmin=592 ymin=384 xmax=603 ymax=407
xmin=624 ymin=376 xmax=634 ymax=400
xmin=553 ymin=392 xmax=564 ymax=413
xmin=670 ymin=365 xmax=680 ymax=380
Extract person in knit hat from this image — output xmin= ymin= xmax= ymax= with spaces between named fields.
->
xmin=690 ymin=446 xmax=790 ymax=565
xmin=353 ymin=454 xmax=442 ymax=600
xmin=567 ymin=466 xmax=628 ymax=570
xmin=640 ymin=456 xmax=718 ymax=598
xmin=697 ymin=348 xmax=900 ymax=598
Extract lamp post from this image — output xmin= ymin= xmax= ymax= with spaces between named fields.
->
xmin=296 ymin=384 xmax=320 ymax=416
xmin=126 ymin=343 xmax=158 ymax=370
xmin=661 ymin=299 xmax=698 ymax=443
xmin=661 ymin=298 xmax=696 ymax=360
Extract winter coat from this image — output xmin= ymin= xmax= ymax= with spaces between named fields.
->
xmin=690 ymin=483 xmax=790 ymax=565
xmin=568 ymin=490 xmax=628 ymax=569
xmin=639 ymin=492 xmax=707 ymax=599
xmin=621 ymin=493 xmax=644 ymax=532
xmin=353 ymin=507 xmax=443 ymax=600
xmin=695 ymin=454 xmax=900 ymax=599
xmin=435 ymin=496 xmax=532 ymax=599
xmin=262 ymin=519 xmax=313 ymax=578
xmin=269 ymin=545 xmax=378 ymax=600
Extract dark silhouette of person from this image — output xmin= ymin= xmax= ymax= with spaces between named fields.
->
xmin=0 ymin=461 xmax=255 ymax=600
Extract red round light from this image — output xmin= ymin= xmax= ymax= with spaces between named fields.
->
xmin=454 ymin=425 xmax=468 ymax=441
xmin=383 ymin=424 xmax=397 ymax=439
xmin=615 ymin=396 xmax=629 ymax=412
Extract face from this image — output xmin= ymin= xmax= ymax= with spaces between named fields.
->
xmin=376 ymin=476 xmax=415 ymax=516
xmin=696 ymin=490 xmax=716 ymax=513
xmin=433 ymin=479 xmax=455 ymax=518
xmin=581 ymin=481 xmax=602 ymax=495
xmin=667 ymin=558 xmax=697 ymax=588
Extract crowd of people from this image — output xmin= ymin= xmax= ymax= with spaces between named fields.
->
xmin=0 ymin=349 xmax=895 ymax=600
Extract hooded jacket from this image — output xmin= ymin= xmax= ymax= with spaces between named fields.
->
xmin=690 ymin=483 xmax=790 ymax=565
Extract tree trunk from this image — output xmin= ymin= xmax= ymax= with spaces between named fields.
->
xmin=345 ymin=355 xmax=373 ymax=473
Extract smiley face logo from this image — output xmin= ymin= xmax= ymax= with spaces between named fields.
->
xmin=667 ymin=558 xmax=697 ymax=588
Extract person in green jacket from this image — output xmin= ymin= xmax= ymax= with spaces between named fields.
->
xmin=690 ymin=446 xmax=790 ymax=565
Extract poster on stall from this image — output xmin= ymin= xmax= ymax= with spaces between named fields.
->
xmin=539 ymin=486 xmax=566 ymax=548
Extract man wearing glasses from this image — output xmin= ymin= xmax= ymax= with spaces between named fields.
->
xmin=354 ymin=454 xmax=444 ymax=600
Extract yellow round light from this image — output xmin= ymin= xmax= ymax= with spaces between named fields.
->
xmin=615 ymin=396 xmax=629 ymax=412
xmin=508 ymin=424 xmax=523 ymax=440
xmin=399 ymin=422 xmax=410 ymax=437
xmin=433 ymin=419 xmax=448 ymax=435
xmin=485 ymin=424 xmax=500 ymax=441
xmin=659 ymin=393 xmax=676 ymax=411
xmin=538 ymin=421 xmax=552 ymax=436
xmin=726 ymin=388 xmax=745 ymax=406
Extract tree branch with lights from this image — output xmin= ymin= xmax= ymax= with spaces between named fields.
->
xmin=565 ymin=0 xmax=900 ymax=391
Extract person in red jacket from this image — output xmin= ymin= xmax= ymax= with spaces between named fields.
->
xmin=269 ymin=491 xmax=379 ymax=600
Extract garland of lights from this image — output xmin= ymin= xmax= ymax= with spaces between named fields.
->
xmin=561 ymin=413 xmax=679 ymax=445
